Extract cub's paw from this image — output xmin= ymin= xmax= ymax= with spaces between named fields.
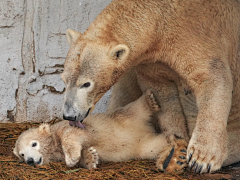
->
xmin=64 ymin=150 xmax=81 ymax=167
xmin=156 ymin=135 xmax=188 ymax=174
xmin=63 ymin=144 xmax=81 ymax=167
xmin=145 ymin=89 xmax=161 ymax=112
xmin=187 ymin=132 xmax=228 ymax=173
xmin=80 ymin=147 xmax=99 ymax=169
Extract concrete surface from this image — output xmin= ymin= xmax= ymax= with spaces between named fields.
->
xmin=0 ymin=0 xmax=112 ymax=123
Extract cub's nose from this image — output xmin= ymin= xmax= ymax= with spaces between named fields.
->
xmin=26 ymin=158 xmax=34 ymax=166
xmin=63 ymin=114 xmax=76 ymax=121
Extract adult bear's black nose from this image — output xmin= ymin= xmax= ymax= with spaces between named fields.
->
xmin=63 ymin=114 xmax=76 ymax=121
xmin=63 ymin=101 xmax=77 ymax=121
xmin=27 ymin=158 xmax=34 ymax=166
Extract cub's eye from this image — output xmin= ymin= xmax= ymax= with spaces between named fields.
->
xmin=32 ymin=142 xmax=37 ymax=147
xmin=21 ymin=154 xmax=24 ymax=157
xmin=81 ymin=82 xmax=91 ymax=88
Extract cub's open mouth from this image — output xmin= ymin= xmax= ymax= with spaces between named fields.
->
xmin=69 ymin=121 xmax=86 ymax=129
xmin=36 ymin=157 xmax=42 ymax=165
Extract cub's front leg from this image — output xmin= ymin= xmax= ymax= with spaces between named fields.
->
xmin=78 ymin=147 xmax=99 ymax=169
xmin=61 ymin=127 xmax=90 ymax=167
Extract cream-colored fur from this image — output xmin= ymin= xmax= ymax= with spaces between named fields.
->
xmin=13 ymin=121 xmax=98 ymax=169
xmin=61 ymin=0 xmax=240 ymax=174
xmin=14 ymin=91 xmax=187 ymax=173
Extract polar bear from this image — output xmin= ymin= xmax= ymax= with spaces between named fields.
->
xmin=14 ymin=91 xmax=187 ymax=174
xmin=61 ymin=0 xmax=240 ymax=174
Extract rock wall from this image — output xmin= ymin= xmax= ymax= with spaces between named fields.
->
xmin=0 ymin=0 xmax=112 ymax=123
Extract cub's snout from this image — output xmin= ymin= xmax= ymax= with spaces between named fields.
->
xmin=26 ymin=158 xmax=34 ymax=165
xmin=26 ymin=157 xmax=42 ymax=166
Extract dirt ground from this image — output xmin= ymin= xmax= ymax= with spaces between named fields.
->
xmin=0 ymin=120 xmax=239 ymax=180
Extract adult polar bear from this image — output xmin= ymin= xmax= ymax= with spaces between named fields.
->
xmin=61 ymin=0 xmax=240 ymax=174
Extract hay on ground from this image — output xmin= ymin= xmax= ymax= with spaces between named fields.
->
xmin=0 ymin=119 xmax=238 ymax=180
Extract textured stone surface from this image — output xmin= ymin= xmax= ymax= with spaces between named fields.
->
xmin=0 ymin=0 xmax=112 ymax=122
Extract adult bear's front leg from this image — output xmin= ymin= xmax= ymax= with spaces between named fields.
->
xmin=186 ymin=59 xmax=232 ymax=173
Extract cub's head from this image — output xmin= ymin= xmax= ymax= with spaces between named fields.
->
xmin=62 ymin=29 xmax=131 ymax=127
xmin=13 ymin=124 xmax=53 ymax=166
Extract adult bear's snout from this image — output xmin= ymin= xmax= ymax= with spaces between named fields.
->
xmin=63 ymin=101 xmax=77 ymax=121
xmin=63 ymin=114 xmax=76 ymax=121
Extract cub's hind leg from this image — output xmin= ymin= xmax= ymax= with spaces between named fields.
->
xmin=136 ymin=64 xmax=189 ymax=141
xmin=156 ymin=135 xmax=188 ymax=174
xmin=137 ymin=90 xmax=188 ymax=174
xmin=138 ymin=134 xmax=187 ymax=174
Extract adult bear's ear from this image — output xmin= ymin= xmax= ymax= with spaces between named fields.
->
xmin=38 ymin=123 xmax=50 ymax=135
xmin=66 ymin=29 xmax=82 ymax=45
xmin=109 ymin=44 xmax=130 ymax=63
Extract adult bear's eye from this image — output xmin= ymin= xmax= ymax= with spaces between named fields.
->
xmin=81 ymin=82 xmax=91 ymax=88
xmin=21 ymin=154 xmax=24 ymax=157
xmin=32 ymin=142 xmax=37 ymax=147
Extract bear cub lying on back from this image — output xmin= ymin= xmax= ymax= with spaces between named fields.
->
xmin=14 ymin=90 xmax=187 ymax=174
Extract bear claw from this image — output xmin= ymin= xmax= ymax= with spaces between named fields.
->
xmin=179 ymin=156 xmax=186 ymax=159
xmin=188 ymin=153 xmax=192 ymax=163
xmin=156 ymin=136 xmax=188 ymax=174
xmin=181 ymin=149 xmax=186 ymax=153
xmin=195 ymin=164 xmax=203 ymax=174
xmin=177 ymin=161 xmax=184 ymax=166
xmin=207 ymin=164 xmax=211 ymax=173
xmin=163 ymin=147 xmax=174 ymax=170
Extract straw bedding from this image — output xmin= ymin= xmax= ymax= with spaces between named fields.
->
xmin=0 ymin=119 xmax=238 ymax=180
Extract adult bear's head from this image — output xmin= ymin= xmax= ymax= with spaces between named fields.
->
xmin=61 ymin=29 xmax=130 ymax=128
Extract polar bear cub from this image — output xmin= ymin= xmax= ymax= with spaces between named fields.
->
xmin=14 ymin=90 xmax=187 ymax=173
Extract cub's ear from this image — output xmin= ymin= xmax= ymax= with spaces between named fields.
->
xmin=38 ymin=123 xmax=50 ymax=135
xmin=13 ymin=146 xmax=24 ymax=162
xmin=13 ymin=146 xmax=18 ymax=157
xmin=109 ymin=44 xmax=130 ymax=63
xmin=66 ymin=29 xmax=82 ymax=45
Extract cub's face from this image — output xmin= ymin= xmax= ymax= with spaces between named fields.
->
xmin=61 ymin=29 xmax=131 ymax=127
xmin=13 ymin=124 xmax=52 ymax=166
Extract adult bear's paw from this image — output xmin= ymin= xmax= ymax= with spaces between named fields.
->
xmin=156 ymin=135 xmax=188 ymax=174
xmin=187 ymin=130 xmax=228 ymax=173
